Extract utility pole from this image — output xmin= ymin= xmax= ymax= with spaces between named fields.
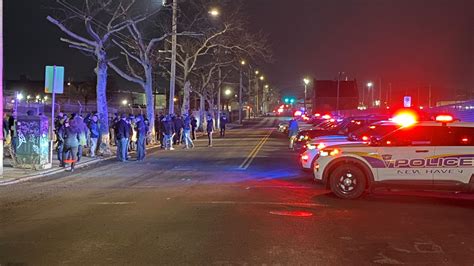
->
xmin=239 ymin=62 xmax=244 ymax=124
xmin=217 ymin=67 xmax=221 ymax=129
xmin=255 ymin=77 xmax=259 ymax=116
xmin=389 ymin=83 xmax=392 ymax=106
xmin=0 ymin=0 xmax=3 ymax=176
xmin=379 ymin=78 xmax=382 ymax=108
xmin=168 ymin=0 xmax=177 ymax=115
xmin=428 ymin=84 xmax=432 ymax=108
xmin=336 ymin=72 xmax=343 ymax=115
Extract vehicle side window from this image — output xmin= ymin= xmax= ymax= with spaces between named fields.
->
xmin=382 ymin=126 xmax=434 ymax=146
xmin=433 ymin=127 xmax=474 ymax=146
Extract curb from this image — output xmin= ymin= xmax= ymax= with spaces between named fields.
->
xmin=0 ymin=144 xmax=162 ymax=186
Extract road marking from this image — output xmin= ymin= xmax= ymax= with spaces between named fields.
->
xmin=238 ymin=129 xmax=273 ymax=170
xmin=93 ymin=202 xmax=136 ymax=205
xmin=195 ymin=201 xmax=327 ymax=207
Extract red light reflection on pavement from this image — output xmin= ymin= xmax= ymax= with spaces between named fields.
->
xmin=269 ymin=211 xmax=313 ymax=217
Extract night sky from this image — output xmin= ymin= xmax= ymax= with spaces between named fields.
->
xmin=5 ymin=0 xmax=474 ymax=103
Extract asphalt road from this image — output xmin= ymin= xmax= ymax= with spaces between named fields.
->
xmin=1 ymin=117 xmax=473 ymax=265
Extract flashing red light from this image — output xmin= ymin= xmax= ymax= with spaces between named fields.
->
xmin=435 ymin=115 xmax=454 ymax=123
xmin=362 ymin=136 xmax=369 ymax=141
xmin=322 ymin=114 xmax=331 ymax=119
xmin=461 ymin=137 xmax=469 ymax=143
xmin=314 ymin=113 xmax=321 ymax=117
xmin=392 ymin=111 xmax=418 ymax=127
xmin=317 ymin=143 xmax=326 ymax=149
xmin=294 ymin=110 xmax=303 ymax=116
xmin=386 ymin=140 xmax=392 ymax=145
xmin=301 ymin=154 xmax=309 ymax=161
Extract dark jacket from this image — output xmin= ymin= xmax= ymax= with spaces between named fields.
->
xmin=88 ymin=120 xmax=100 ymax=138
xmin=191 ymin=117 xmax=197 ymax=129
xmin=220 ymin=117 xmax=228 ymax=128
xmin=173 ymin=117 xmax=184 ymax=131
xmin=206 ymin=119 xmax=214 ymax=133
xmin=163 ymin=120 xmax=175 ymax=135
xmin=136 ymin=120 xmax=147 ymax=139
xmin=183 ymin=116 xmax=191 ymax=130
xmin=64 ymin=127 xmax=80 ymax=148
xmin=116 ymin=119 xmax=131 ymax=139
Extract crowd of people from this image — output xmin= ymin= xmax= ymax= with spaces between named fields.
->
xmin=3 ymin=110 xmax=232 ymax=172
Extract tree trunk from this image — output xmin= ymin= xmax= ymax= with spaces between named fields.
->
xmin=181 ymin=81 xmax=191 ymax=115
xmin=96 ymin=54 xmax=112 ymax=156
xmin=144 ymin=69 xmax=156 ymax=143
xmin=199 ymin=93 xmax=205 ymax=131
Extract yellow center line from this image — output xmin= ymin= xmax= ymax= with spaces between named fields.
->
xmin=239 ymin=129 xmax=273 ymax=170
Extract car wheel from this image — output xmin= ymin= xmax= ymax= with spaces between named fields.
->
xmin=329 ymin=164 xmax=367 ymax=199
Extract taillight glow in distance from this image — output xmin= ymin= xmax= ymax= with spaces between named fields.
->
xmin=435 ymin=114 xmax=454 ymax=122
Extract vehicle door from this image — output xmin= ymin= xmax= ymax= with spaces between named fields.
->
xmin=375 ymin=126 xmax=436 ymax=182
xmin=432 ymin=126 xmax=474 ymax=185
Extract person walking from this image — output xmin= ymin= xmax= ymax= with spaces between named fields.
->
xmin=116 ymin=114 xmax=130 ymax=162
xmin=182 ymin=114 xmax=194 ymax=149
xmin=190 ymin=115 xmax=198 ymax=140
xmin=56 ymin=117 xmax=66 ymax=167
xmin=76 ymin=116 xmax=88 ymax=162
xmin=206 ymin=115 xmax=214 ymax=147
xmin=63 ymin=118 xmax=81 ymax=172
xmin=163 ymin=115 xmax=175 ymax=150
xmin=288 ymin=118 xmax=299 ymax=149
xmin=219 ymin=114 xmax=228 ymax=137
xmin=135 ymin=115 xmax=147 ymax=161
xmin=88 ymin=114 xmax=99 ymax=157
xmin=173 ymin=115 xmax=184 ymax=145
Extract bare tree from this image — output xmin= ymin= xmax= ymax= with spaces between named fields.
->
xmin=47 ymin=0 xmax=141 ymax=153
xmin=107 ymin=18 xmax=167 ymax=141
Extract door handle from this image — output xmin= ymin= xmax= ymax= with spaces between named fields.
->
xmin=415 ymin=150 xmax=429 ymax=153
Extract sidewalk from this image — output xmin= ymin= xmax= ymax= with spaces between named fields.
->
xmin=0 ymin=143 xmax=159 ymax=186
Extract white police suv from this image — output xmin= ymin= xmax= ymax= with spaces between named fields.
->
xmin=301 ymin=121 xmax=401 ymax=171
xmin=312 ymin=116 xmax=474 ymax=199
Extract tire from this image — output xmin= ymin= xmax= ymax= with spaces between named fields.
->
xmin=329 ymin=164 xmax=367 ymax=199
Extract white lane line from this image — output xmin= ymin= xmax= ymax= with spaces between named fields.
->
xmin=93 ymin=202 xmax=136 ymax=205
xmin=195 ymin=201 xmax=327 ymax=207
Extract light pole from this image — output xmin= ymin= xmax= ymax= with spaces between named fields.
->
xmin=254 ymin=70 xmax=259 ymax=117
xmin=167 ymin=0 xmax=178 ymax=115
xmin=367 ymin=82 xmax=374 ymax=108
xmin=239 ymin=60 xmax=245 ymax=124
xmin=336 ymin=72 xmax=344 ymax=115
xmin=303 ymin=78 xmax=310 ymax=113
xmin=258 ymin=75 xmax=264 ymax=115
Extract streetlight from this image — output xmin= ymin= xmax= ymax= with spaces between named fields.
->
xmin=122 ymin=99 xmax=128 ymax=106
xmin=303 ymin=78 xmax=311 ymax=113
xmin=259 ymin=76 xmax=265 ymax=81
xmin=367 ymin=82 xmax=374 ymax=107
xmin=224 ymin=88 xmax=232 ymax=96
xmin=208 ymin=8 xmax=220 ymax=17
xmin=255 ymin=70 xmax=259 ymax=75
xmin=239 ymin=60 xmax=246 ymax=124
xmin=16 ymin=93 xmax=24 ymax=101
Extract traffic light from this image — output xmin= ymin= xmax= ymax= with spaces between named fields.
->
xmin=283 ymin=97 xmax=296 ymax=104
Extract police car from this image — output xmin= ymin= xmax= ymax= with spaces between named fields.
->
xmin=312 ymin=115 xmax=474 ymax=199
xmin=300 ymin=121 xmax=401 ymax=172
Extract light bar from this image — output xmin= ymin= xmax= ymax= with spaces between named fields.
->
xmin=435 ymin=115 xmax=454 ymax=123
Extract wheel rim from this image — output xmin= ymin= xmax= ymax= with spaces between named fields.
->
xmin=337 ymin=171 xmax=358 ymax=194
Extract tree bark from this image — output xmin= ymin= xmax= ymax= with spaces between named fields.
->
xmin=96 ymin=53 xmax=112 ymax=155
xmin=199 ymin=93 xmax=205 ymax=131
xmin=144 ymin=68 xmax=156 ymax=143
xmin=181 ymin=81 xmax=191 ymax=115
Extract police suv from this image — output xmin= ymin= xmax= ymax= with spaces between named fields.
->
xmin=312 ymin=116 xmax=474 ymax=199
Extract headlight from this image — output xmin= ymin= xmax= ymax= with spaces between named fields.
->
xmin=320 ymin=148 xmax=341 ymax=157
xmin=306 ymin=144 xmax=316 ymax=150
